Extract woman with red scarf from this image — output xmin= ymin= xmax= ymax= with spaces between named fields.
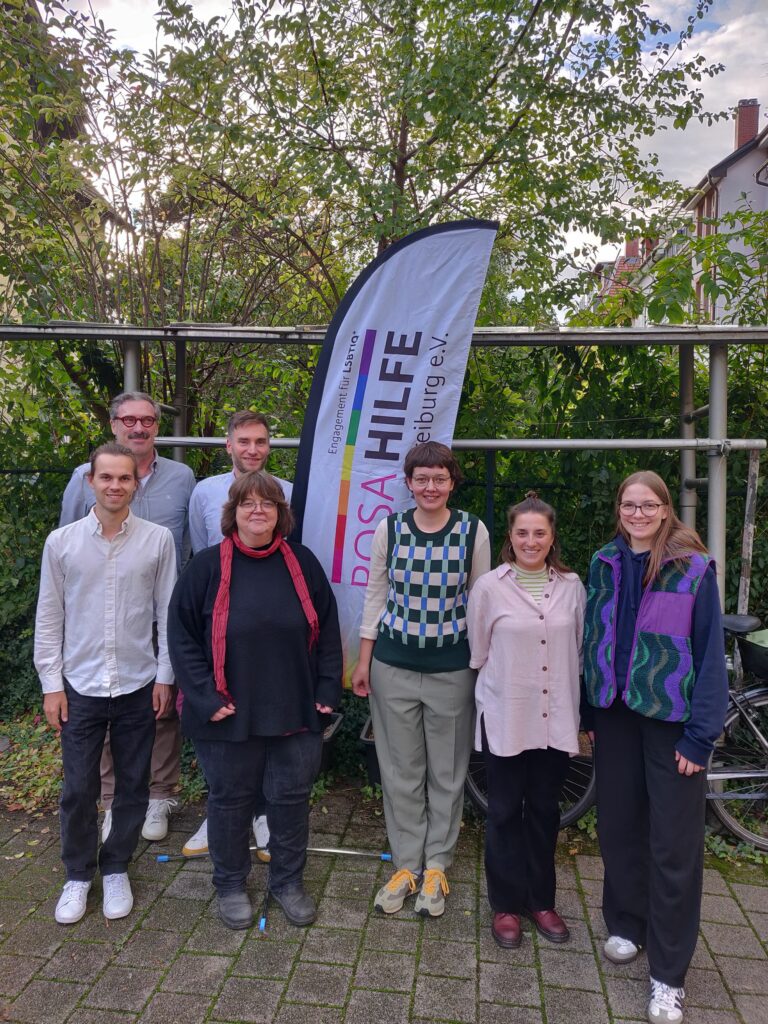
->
xmin=168 ymin=472 xmax=342 ymax=930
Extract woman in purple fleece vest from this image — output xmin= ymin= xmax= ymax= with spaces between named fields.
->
xmin=583 ymin=471 xmax=728 ymax=1024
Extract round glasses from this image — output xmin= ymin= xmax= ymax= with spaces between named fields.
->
xmin=114 ymin=415 xmax=158 ymax=428
xmin=618 ymin=501 xmax=666 ymax=517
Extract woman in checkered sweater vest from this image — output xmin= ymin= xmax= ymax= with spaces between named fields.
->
xmin=352 ymin=441 xmax=490 ymax=918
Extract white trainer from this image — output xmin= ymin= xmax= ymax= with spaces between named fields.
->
xmin=253 ymin=814 xmax=271 ymax=862
xmin=604 ymin=934 xmax=641 ymax=964
xmin=55 ymin=880 xmax=91 ymax=925
xmin=648 ymin=978 xmax=685 ymax=1024
xmin=182 ymin=818 xmax=208 ymax=857
xmin=101 ymin=809 xmax=112 ymax=843
xmin=102 ymin=872 xmax=133 ymax=919
xmin=141 ymin=798 xmax=178 ymax=841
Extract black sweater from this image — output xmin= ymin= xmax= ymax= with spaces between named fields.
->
xmin=168 ymin=541 xmax=342 ymax=742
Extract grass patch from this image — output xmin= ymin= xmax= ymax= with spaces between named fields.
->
xmin=0 ymin=712 xmax=62 ymax=811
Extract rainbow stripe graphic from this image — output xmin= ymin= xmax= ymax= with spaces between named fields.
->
xmin=331 ymin=328 xmax=377 ymax=582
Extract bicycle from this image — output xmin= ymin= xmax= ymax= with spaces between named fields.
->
xmin=465 ymin=614 xmax=768 ymax=847
xmin=464 ymin=728 xmax=596 ymax=830
xmin=708 ymin=614 xmax=768 ymax=851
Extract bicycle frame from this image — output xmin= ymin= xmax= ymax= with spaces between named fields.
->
xmin=706 ymin=684 xmax=768 ymax=800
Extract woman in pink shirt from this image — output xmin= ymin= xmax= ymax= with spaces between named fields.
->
xmin=467 ymin=491 xmax=585 ymax=950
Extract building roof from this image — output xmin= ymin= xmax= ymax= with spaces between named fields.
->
xmin=683 ymin=121 xmax=768 ymax=212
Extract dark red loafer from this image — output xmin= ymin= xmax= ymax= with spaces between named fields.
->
xmin=525 ymin=908 xmax=570 ymax=943
xmin=491 ymin=912 xmax=522 ymax=949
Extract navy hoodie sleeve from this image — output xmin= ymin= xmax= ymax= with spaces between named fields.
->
xmin=677 ymin=564 xmax=729 ymax=766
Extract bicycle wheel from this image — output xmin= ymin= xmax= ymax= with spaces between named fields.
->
xmin=708 ymin=687 xmax=768 ymax=851
xmin=464 ymin=730 xmax=596 ymax=829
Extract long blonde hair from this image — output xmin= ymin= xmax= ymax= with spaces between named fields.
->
xmin=615 ymin=471 xmax=707 ymax=583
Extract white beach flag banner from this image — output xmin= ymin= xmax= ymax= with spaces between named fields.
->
xmin=292 ymin=219 xmax=498 ymax=677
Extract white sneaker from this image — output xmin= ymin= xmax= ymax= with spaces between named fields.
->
xmin=55 ymin=880 xmax=91 ymax=925
xmin=253 ymin=814 xmax=270 ymax=862
xmin=102 ymin=872 xmax=134 ymax=920
xmin=101 ymin=809 xmax=112 ymax=843
xmin=648 ymin=978 xmax=685 ymax=1024
xmin=182 ymin=818 xmax=208 ymax=857
xmin=141 ymin=798 xmax=177 ymax=841
xmin=604 ymin=934 xmax=641 ymax=964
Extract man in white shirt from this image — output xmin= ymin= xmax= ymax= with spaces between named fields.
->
xmin=36 ymin=443 xmax=177 ymax=925
xmin=60 ymin=391 xmax=195 ymax=843
xmin=184 ymin=410 xmax=292 ymax=858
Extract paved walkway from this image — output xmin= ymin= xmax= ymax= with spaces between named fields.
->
xmin=1 ymin=787 xmax=767 ymax=1024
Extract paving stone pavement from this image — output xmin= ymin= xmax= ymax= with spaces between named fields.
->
xmin=1 ymin=786 xmax=767 ymax=1024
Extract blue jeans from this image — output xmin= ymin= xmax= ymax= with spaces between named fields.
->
xmin=60 ymin=681 xmax=155 ymax=881
xmin=194 ymin=731 xmax=322 ymax=895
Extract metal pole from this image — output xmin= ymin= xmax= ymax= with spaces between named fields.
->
xmin=733 ymin=448 xmax=761 ymax=683
xmin=679 ymin=346 xmax=697 ymax=529
xmin=172 ymin=339 xmax=187 ymax=463
xmin=123 ymin=340 xmax=141 ymax=391
xmin=154 ymin=437 xmax=767 ymax=452
xmin=708 ymin=343 xmax=729 ymax=609
xmin=484 ymin=450 xmax=496 ymax=551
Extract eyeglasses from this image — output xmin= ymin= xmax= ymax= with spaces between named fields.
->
xmin=113 ymin=415 xmax=158 ymax=428
xmin=239 ymin=499 xmax=277 ymax=512
xmin=410 ymin=475 xmax=452 ymax=489
xmin=618 ymin=501 xmax=666 ymax=517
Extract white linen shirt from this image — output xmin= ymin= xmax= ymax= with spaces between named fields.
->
xmin=467 ymin=563 xmax=586 ymax=757
xmin=188 ymin=471 xmax=293 ymax=553
xmin=34 ymin=509 xmax=177 ymax=696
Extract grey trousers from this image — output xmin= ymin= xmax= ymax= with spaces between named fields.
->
xmin=369 ymin=658 xmax=476 ymax=872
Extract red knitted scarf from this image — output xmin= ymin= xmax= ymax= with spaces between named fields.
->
xmin=211 ymin=531 xmax=320 ymax=705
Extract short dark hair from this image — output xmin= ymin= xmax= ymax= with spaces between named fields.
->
xmin=109 ymin=391 xmax=161 ymax=420
xmin=88 ymin=442 xmax=139 ymax=482
xmin=227 ymin=411 xmax=270 ymax=437
xmin=220 ymin=471 xmax=293 ymax=538
xmin=500 ymin=490 xmax=572 ymax=574
xmin=403 ymin=441 xmax=463 ymax=486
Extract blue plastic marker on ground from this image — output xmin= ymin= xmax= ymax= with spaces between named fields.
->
xmin=258 ymin=890 xmax=269 ymax=933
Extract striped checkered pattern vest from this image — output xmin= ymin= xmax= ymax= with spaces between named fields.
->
xmin=583 ymin=541 xmax=712 ymax=722
xmin=379 ymin=510 xmax=478 ymax=650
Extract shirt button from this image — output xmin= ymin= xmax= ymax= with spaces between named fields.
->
xmin=543 ymin=712 xmax=548 ymax=718
xmin=539 ymin=615 xmax=544 ymax=620
xmin=543 ymin=689 xmax=548 ymax=694
xmin=542 ymin=666 xmax=548 ymax=672
xmin=540 ymin=639 xmax=546 ymax=645
xmin=544 ymin=593 xmax=550 ymax=598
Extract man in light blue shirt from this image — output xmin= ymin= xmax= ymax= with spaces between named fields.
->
xmin=60 ymin=392 xmax=195 ymax=571
xmin=188 ymin=410 xmax=292 ymax=553
xmin=59 ymin=391 xmax=195 ymax=844
xmin=184 ymin=410 xmax=292 ymax=859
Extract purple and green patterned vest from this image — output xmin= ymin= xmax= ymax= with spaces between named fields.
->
xmin=583 ymin=541 xmax=712 ymax=723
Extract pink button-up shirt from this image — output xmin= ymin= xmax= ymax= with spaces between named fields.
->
xmin=467 ymin=563 xmax=586 ymax=757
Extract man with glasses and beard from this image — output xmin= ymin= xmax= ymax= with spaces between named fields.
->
xmin=59 ymin=391 xmax=195 ymax=843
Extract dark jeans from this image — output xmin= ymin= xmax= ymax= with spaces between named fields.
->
xmin=594 ymin=699 xmax=707 ymax=987
xmin=482 ymin=719 xmax=569 ymax=913
xmin=194 ymin=731 xmax=322 ymax=895
xmin=60 ymin=681 xmax=155 ymax=881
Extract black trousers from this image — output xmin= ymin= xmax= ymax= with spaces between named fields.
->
xmin=482 ymin=720 xmax=569 ymax=913
xmin=594 ymin=699 xmax=707 ymax=987
xmin=60 ymin=681 xmax=155 ymax=881
xmin=194 ymin=731 xmax=322 ymax=895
